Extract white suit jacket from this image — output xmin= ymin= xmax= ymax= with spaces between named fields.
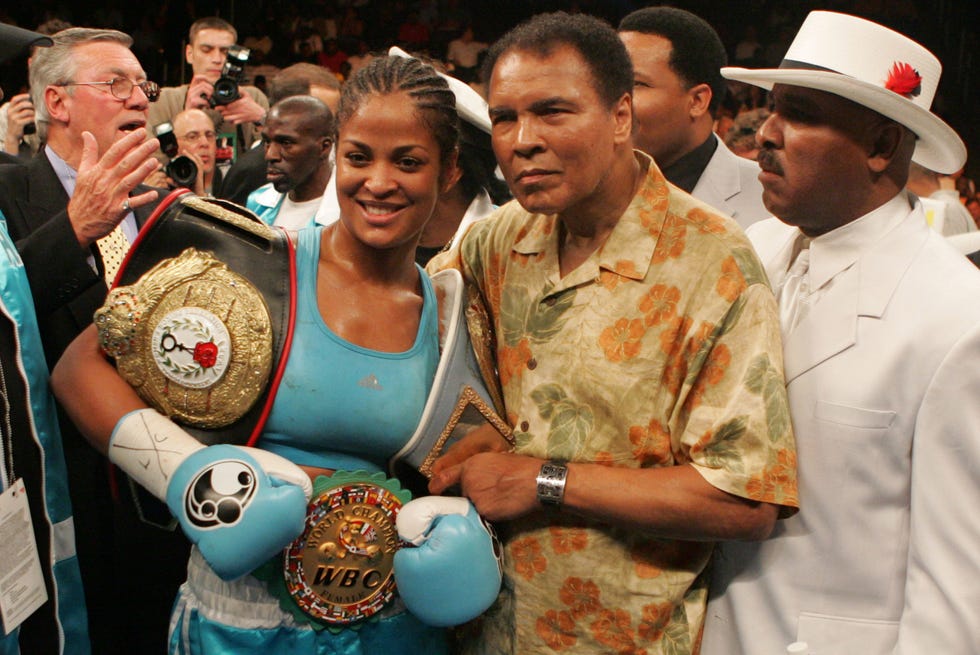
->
xmin=691 ymin=135 xmax=768 ymax=230
xmin=702 ymin=196 xmax=980 ymax=655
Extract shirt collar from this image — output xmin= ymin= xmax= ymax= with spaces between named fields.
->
xmin=512 ymin=151 xmax=663 ymax=283
xmin=45 ymin=145 xmax=77 ymax=197
xmin=661 ymin=133 xmax=718 ymax=193
xmin=807 ymin=192 xmax=913 ymax=292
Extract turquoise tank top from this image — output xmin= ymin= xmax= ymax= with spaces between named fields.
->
xmin=259 ymin=226 xmax=439 ymax=472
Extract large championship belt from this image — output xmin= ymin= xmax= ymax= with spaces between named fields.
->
xmin=389 ymin=268 xmax=512 ymax=496
xmin=254 ymin=471 xmax=412 ymax=630
xmin=95 ymin=189 xmax=296 ymax=525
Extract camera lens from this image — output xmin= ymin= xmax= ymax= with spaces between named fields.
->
xmin=166 ymin=155 xmax=198 ymax=188
xmin=210 ymin=77 xmax=240 ymax=107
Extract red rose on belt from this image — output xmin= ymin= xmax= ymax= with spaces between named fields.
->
xmin=193 ymin=341 xmax=219 ymax=368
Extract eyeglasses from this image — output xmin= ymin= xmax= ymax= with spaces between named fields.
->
xmin=59 ymin=78 xmax=160 ymax=102
xmin=177 ymin=130 xmax=217 ymax=143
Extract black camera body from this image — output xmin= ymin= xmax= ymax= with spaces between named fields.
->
xmin=209 ymin=45 xmax=251 ymax=107
xmin=12 ymin=93 xmax=37 ymax=135
xmin=155 ymin=122 xmax=198 ymax=189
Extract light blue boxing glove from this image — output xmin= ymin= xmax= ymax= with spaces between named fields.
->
xmin=109 ymin=409 xmax=313 ymax=580
xmin=394 ymin=496 xmax=502 ymax=627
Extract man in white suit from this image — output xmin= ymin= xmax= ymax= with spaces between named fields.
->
xmin=701 ymin=11 xmax=980 ymax=655
xmin=618 ymin=7 xmax=767 ymax=229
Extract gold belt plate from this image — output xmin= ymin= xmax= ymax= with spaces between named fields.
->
xmin=280 ymin=472 xmax=411 ymax=627
xmin=95 ymin=248 xmax=273 ymax=428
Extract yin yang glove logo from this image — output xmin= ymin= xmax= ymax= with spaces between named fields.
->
xmin=185 ymin=460 xmax=259 ymax=528
xmin=480 ymin=515 xmax=504 ymax=577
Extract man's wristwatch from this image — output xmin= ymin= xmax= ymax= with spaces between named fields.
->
xmin=536 ymin=460 xmax=568 ymax=507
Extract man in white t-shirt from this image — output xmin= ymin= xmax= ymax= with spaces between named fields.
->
xmin=246 ymin=95 xmax=333 ymax=229
xmin=446 ymin=26 xmax=487 ymax=83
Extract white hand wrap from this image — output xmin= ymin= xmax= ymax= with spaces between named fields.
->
xmin=396 ymin=496 xmax=473 ymax=545
xmin=240 ymin=447 xmax=314 ymax=500
xmin=108 ymin=408 xmax=205 ymax=501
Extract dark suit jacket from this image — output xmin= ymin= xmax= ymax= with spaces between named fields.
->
xmin=0 ymin=152 xmax=160 ymax=368
xmin=214 ymin=142 xmax=267 ymax=206
xmin=0 ymin=151 xmax=188 ymax=655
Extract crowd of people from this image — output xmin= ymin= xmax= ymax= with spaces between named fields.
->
xmin=0 ymin=3 xmax=978 ymax=655
xmin=2 ymin=2 xmax=978 ymax=219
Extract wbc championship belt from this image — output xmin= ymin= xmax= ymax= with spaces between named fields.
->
xmin=95 ymin=190 xmax=295 ymax=526
xmin=254 ymin=471 xmax=411 ymax=629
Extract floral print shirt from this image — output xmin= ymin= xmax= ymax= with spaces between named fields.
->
xmin=437 ymin=153 xmax=797 ymax=654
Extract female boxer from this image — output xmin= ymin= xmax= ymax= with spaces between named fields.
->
xmin=53 ymin=55 xmax=500 ymax=655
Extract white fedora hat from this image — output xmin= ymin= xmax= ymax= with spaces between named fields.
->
xmin=721 ymin=11 xmax=966 ymax=174
xmin=388 ymin=46 xmax=491 ymax=135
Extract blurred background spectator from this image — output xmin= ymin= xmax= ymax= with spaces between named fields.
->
xmin=724 ymin=107 xmax=770 ymax=161
xmin=0 ymin=1 xmax=975 ymax=205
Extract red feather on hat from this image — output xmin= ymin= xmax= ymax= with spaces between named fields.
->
xmin=885 ymin=62 xmax=922 ymax=98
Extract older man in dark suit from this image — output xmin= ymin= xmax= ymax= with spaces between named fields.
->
xmin=0 ymin=27 xmax=189 ymax=655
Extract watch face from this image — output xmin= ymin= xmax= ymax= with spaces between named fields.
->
xmin=96 ymin=247 xmax=274 ymax=428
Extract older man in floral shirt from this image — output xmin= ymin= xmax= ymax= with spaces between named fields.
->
xmin=429 ymin=12 xmax=797 ymax=655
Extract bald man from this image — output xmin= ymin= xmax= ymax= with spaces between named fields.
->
xmin=246 ymin=95 xmax=334 ymax=229
xmin=174 ymin=108 xmax=219 ymax=194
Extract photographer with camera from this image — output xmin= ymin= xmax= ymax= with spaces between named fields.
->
xmin=0 ymin=92 xmax=37 ymax=157
xmin=149 ymin=108 xmax=220 ymax=195
xmin=149 ymin=17 xmax=269 ymax=164
xmin=0 ymin=20 xmax=69 ymax=159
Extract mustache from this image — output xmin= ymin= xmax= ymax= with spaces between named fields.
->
xmin=757 ymin=149 xmax=783 ymax=175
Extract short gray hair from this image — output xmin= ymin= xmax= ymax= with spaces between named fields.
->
xmin=30 ymin=27 xmax=133 ymax=140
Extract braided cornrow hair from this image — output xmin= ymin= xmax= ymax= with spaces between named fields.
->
xmin=337 ymin=55 xmax=460 ymax=164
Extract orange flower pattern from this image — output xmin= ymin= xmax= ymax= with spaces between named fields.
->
xmin=716 ymin=255 xmax=748 ymax=301
xmin=686 ymin=343 xmax=732 ymax=411
xmin=628 ymin=418 xmax=672 ymax=466
xmin=550 ymin=527 xmax=589 ymax=555
xmin=436 ymin=152 xmax=797 ymax=655
xmin=746 ymin=448 xmax=799 ymax=508
xmin=511 ymin=536 xmax=547 ymax=581
xmin=558 ymin=577 xmax=602 ymax=619
xmin=639 ymin=284 xmax=681 ymax=327
xmin=599 ymin=317 xmax=646 ymax=362
xmin=638 ymin=601 xmax=675 ymax=642
xmin=651 ymin=214 xmax=687 ymax=264
xmin=536 ymin=609 xmax=577 ymax=650
xmin=591 ymin=608 xmax=641 ymax=654
xmin=687 ymin=206 xmax=729 ymax=235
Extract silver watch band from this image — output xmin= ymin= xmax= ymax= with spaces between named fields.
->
xmin=536 ymin=460 xmax=568 ymax=507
